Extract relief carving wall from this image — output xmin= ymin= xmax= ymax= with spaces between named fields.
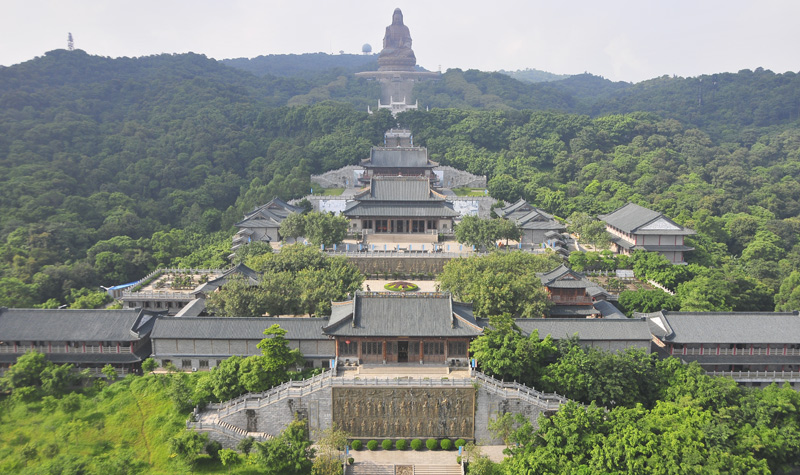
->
xmin=332 ymin=387 xmax=474 ymax=439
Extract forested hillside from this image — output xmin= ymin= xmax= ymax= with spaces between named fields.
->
xmin=0 ymin=49 xmax=392 ymax=307
xmin=222 ymin=52 xmax=378 ymax=78
xmin=415 ymin=68 xmax=800 ymax=140
xmin=1 ymin=49 xmax=799 ymax=313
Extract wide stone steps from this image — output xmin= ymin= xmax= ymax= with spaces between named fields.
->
xmin=414 ymin=465 xmax=462 ymax=475
xmin=358 ymin=365 xmax=450 ymax=376
xmin=347 ymin=462 xmax=395 ymax=475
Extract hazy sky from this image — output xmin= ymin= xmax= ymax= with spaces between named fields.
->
xmin=3 ymin=0 xmax=799 ymax=83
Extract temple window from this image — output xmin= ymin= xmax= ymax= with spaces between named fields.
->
xmin=339 ymin=341 xmax=358 ymax=355
xmin=424 ymin=341 xmax=444 ymax=355
xmin=448 ymin=341 xmax=467 ymax=356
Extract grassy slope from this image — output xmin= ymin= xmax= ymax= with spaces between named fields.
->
xmin=0 ymin=374 xmax=261 ymax=474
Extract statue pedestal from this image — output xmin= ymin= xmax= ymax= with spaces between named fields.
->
xmin=355 ymin=70 xmax=440 ymax=115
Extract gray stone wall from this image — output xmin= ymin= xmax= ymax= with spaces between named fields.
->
xmin=200 ymin=377 xmax=558 ymax=445
xmin=311 ymin=166 xmax=364 ymax=189
xmin=474 ymin=386 xmax=547 ymax=444
xmin=437 ymin=166 xmax=487 ymax=189
xmin=346 ymin=256 xmax=452 ymax=276
xmin=220 ymin=387 xmax=334 ymax=438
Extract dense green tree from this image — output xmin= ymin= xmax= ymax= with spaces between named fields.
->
xmin=255 ymin=418 xmax=314 ymax=475
xmin=775 ymin=270 xmax=800 ymax=311
xmin=617 ymin=289 xmax=680 ymax=316
xmin=168 ymin=430 xmax=209 ymax=468
xmin=279 ymin=212 xmax=307 ymax=240
xmin=470 ymin=314 xmax=556 ymax=386
xmin=542 ymin=345 xmax=666 ymax=408
xmin=303 ymin=212 xmax=349 ymax=248
xmin=438 ymin=252 xmax=560 ymax=318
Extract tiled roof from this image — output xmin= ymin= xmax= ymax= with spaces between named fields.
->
xmin=599 ymin=203 xmax=695 ymax=235
xmin=323 ymin=292 xmax=482 ymax=337
xmin=538 ymin=264 xmax=591 ymax=288
xmin=236 ymin=198 xmax=301 ymax=228
xmin=0 ymin=308 xmax=154 ymax=342
xmin=368 ymin=177 xmax=433 ymax=201
xmin=366 ymin=148 xmax=430 ymax=168
xmin=512 ymin=318 xmax=652 ymax=341
xmin=343 ymin=201 xmax=459 ymax=218
xmin=150 ymin=317 xmax=328 ymax=341
xmin=642 ymin=311 xmax=800 ymax=344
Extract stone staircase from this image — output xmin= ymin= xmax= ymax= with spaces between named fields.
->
xmin=357 ymin=364 xmax=450 ymax=376
xmin=414 ymin=464 xmax=462 ymax=475
xmin=346 ymin=463 xmax=461 ymax=475
xmin=347 ymin=462 xmax=395 ymax=475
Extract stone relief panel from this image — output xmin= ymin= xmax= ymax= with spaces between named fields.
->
xmin=332 ymin=387 xmax=474 ymax=439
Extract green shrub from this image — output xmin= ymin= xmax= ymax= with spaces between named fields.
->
xmin=205 ymin=440 xmax=222 ymax=460
xmin=381 ymin=439 xmax=392 ymax=450
xmin=367 ymin=440 xmax=379 ymax=451
xmin=351 ymin=440 xmax=363 ymax=451
xmin=348 ymin=457 xmax=354 ymax=465
xmin=426 ymin=438 xmax=438 ymax=450
xmin=457 ymin=456 xmax=462 ymax=464
xmin=411 ymin=439 xmax=423 ymax=451
xmin=440 ymin=439 xmax=453 ymax=450
xmin=395 ymin=439 xmax=407 ymax=450
xmin=455 ymin=439 xmax=466 ymax=448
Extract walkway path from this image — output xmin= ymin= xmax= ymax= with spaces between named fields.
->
xmin=347 ymin=445 xmax=508 ymax=464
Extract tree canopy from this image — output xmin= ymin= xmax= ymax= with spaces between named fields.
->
xmin=438 ymin=251 xmax=561 ymax=318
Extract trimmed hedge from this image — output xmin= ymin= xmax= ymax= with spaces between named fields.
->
xmin=351 ymin=440 xmax=363 ymax=451
xmin=455 ymin=439 xmax=466 ymax=448
xmin=381 ymin=439 xmax=393 ymax=450
xmin=384 ymin=281 xmax=419 ymax=292
xmin=411 ymin=439 xmax=423 ymax=451
xmin=367 ymin=440 xmax=379 ymax=451
xmin=440 ymin=439 xmax=453 ymax=450
xmin=426 ymin=439 xmax=438 ymax=450
xmin=396 ymin=439 xmax=407 ymax=450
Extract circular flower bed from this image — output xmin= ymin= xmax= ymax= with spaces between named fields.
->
xmin=384 ymin=281 xmax=419 ymax=292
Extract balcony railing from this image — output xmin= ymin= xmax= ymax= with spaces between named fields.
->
xmin=550 ymin=296 xmax=594 ymax=305
xmin=708 ymin=370 xmax=800 ymax=381
xmin=0 ymin=345 xmax=132 ymax=354
xmin=678 ymin=347 xmax=800 ymax=357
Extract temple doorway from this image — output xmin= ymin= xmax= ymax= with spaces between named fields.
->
xmin=397 ymin=341 xmax=408 ymax=363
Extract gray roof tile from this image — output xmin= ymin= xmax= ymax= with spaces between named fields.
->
xmin=513 ymin=318 xmax=652 ymax=341
xmin=323 ymin=292 xmax=482 ymax=337
xmin=150 ymin=317 xmax=328 ymax=341
xmin=599 ymin=202 xmax=695 ymax=235
xmin=643 ymin=311 xmax=800 ymax=344
xmin=367 ymin=148 xmax=431 ymax=168
xmin=0 ymin=308 xmax=153 ymax=342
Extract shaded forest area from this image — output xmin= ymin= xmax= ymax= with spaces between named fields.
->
xmin=1 ymin=49 xmax=799 ymax=312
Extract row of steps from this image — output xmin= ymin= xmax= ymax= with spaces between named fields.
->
xmin=347 ymin=462 xmax=395 ymax=475
xmin=358 ymin=365 xmax=450 ymax=376
xmin=415 ymin=464 xmax=462 ymax=475
xmin=347 ymin=464 xmax=461 ymax=475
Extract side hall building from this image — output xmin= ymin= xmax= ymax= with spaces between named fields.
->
xmin=0 ymin=307 xmax=156 ymax=377
xmin=599 ymin=202 xmax=695 ymax=264
xmin=644 ymin=310 xmax=800 ymax=382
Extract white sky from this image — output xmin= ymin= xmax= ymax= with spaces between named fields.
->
xmin=2 ymin=0 xmax=799 ymax=83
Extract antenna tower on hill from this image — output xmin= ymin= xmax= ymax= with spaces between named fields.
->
xmin=67 ymin=33 xmax=74 ymax=51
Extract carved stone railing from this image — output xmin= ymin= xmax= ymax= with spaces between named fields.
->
xmin=681 ymin=347 xmax=800 ymax=357
xmin=189 ymin=419 xmax=271 ymax=441
xmin=707 ymin=370 xmax=800 ymax=381
xmin=471 ymin=371 xmax=569 ymax=411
